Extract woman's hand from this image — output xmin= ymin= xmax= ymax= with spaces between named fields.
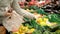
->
xmin=5 ymin=8 xmax=13 ymax=17
xmin=5 ymin=12 xmax=12 ymax=17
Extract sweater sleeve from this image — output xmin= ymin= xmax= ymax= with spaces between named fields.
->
xmin=0 ymin=9 xmax=5 ymax=17
xmin=12 ymin=0 xmax=35 ymax=19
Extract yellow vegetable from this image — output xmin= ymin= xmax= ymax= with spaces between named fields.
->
xmin=30 ymin=9 xmax=34 ymax=12
xmin=12 ymin=32 xmax=20 ymax=34
xmin=36 ymin=18 xmax=49 ymax=26
xmin=27 ymin=28 xmax=35 ymax=33
xmin=40 ymin=22 xmax=47 ymax=26
xmin=18 ymin=25 xmax=29 ymax=33
xmin=19 ymin=26 xmax=28 ymax=33
xmin=36 ymin=18 xmax=43 ymax=23
xmin=20 ymin=33 xmax=25 ymax=34
xmin=26 ymin=9 xmax=30 ymax=12
xmin=12 ymin=25 xmax=35 ymax=34
xmin=44 ymin=18 xmax=48 ymax=22
xmin=29 ymin=28 xmax=35 ymax=33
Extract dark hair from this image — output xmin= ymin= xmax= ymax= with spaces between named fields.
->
xmin=51 ymin=0 xmax=59 ymax=3
xmin=26 ymin=0 xmax=31 ymax=2
xmin=24 ymin=2 xmax=28 ymax=6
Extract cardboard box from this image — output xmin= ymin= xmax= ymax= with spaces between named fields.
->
xmin=0 ymin=26 xmax=6 ymax=34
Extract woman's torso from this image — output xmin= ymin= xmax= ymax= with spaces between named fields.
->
xmin=0 ymin=0 xmax=13 ymax=7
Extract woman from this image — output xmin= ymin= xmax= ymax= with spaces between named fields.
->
xmin=0 ymin=0 xmax=35 ymax=33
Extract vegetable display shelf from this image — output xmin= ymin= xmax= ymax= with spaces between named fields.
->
xmin=4 ymin=0 xmax=60 ymax=34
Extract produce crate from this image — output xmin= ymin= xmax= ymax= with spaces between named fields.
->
xmin=0 ymin=26 xmax=6 ymax=34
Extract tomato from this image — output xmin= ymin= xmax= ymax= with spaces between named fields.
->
xmin=29 ymin=2 xmax=34 ymax=5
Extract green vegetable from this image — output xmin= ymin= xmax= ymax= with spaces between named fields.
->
xmin=29 ymin=6 xmax=39 ymax=10
xmin=32 ymin=30 xmax=42 ymax=34
xmin=35 ymin=8 xmax=46 ymax=14
xmin=43 ymin=31 xmax=51 ymax=34
xmin=47 ymin=13 xmax=60 ymax=24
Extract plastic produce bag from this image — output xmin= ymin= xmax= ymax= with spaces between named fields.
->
xmin=3 ymin=11 xmax=24 ymax=32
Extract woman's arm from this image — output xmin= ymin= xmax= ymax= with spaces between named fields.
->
xmin=12 ymin=0 xmax=35 ymax=19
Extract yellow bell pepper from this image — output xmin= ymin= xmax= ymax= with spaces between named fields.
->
xmin=18 ymin=25 xmax=29 ymax=33
xmin=29 ymin=28 xmax=35 ymax=33
xmin=19 ymin=26 xmax=28 ymax=33
xmin=40 ymin=22 xmax=47 ymax=26
xmin=12 ymin=32 xmax=20 ymax=34
xmin=27 ymin=28 xmax=35 ymax=33
xmin=36 ymin=18 xmax=43 ymax=23
xmin=36 ymin=18 xmax=48 ymax=26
